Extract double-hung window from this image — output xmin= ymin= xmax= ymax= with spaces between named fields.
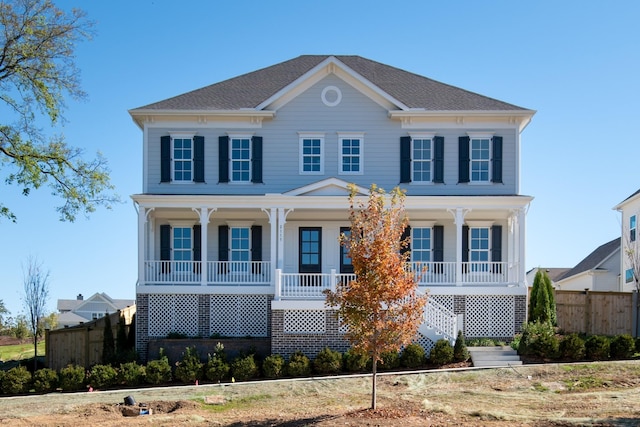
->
xmin=218 ymin=135 xmax=262 ymax=184
xmin=299 ymin=133 xmax=324 ymax=174
xmin=470 ymin=138 xmax=490 ymax=182
xmin=230 ymin=137 xmax=251 ymax=182
xmin=630 ymin=215 xmax=636 ymax=242
xmin=400 ymin=134 xmax=444 ymax=183
xmin=469 ymin=227 xmax=490 ymax=272
xmin=412 ymin=227 xmax=432 ymax=263
xmin=338 ymin=133 xmax=363 ymax=175
xmin=458 ymin=134 xmax=502 ymax=184
xmin=173 ymin=226 xmax=193 ymax=271
xmin=230 ymin=227 xmax=250 ymax=272
xmin=160 ymin=133 xmax=205 ymax=183
xmin=173 ymin=138 xmax=193 ymax=182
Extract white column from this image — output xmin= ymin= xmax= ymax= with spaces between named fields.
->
xmin=518 ymin=207 xmax=526 ymax=287
xmin=137 ymin=205 xmax=146 ymax=286
xmin=261 ymin=208 xmax=278 ymax=287
xmin=277 ymin=208 xmax=294 ymax=270
xmin=507 ymin=213 xmax=516 ymax=283
xmin=449 ymin=208 xmax=468 ymax=286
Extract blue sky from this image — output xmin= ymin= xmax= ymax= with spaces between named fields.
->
xmin=1 ymin=0 xmax=638 ymax=315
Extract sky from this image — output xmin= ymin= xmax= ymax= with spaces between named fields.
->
xmin=1 ymin=0 xmax=639 ymax=316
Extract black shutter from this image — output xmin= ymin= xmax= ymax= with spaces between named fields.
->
xmin=219 ymin=136 xmax=229 ymax=183
xmin=251 ymin=225 xmax=262 ymax=274
xmin=491 ymin=136 xmax=503 ymax=183
xmin=491 ymin=225 xmax=502 ymax=262
xmin=458 ymin=136 xmax=470 ymax=183
xmin=194 ymin=136 xmax=205 ymax=183
xmin=401 ymin=225 xmax=411 ymax=258
xmin=160 ymin=224 xmax=171 ymax=273
xmin=251 ymin=136 xmax=263 ymax=183
xmin=462 ymin=225 xmax=469 ymax=263
xmin=433 ymin=225 xmax=444 ymax=273
xmin=193 ymin=224 xmax=202 ymax=274
xmin=400 ymin=136 xmax=411 ymax=183
xmin=433 ymin=136 xmax=444 ymax=183
xmin=218 ymin=225 xmax=229 ymax=261
xmin=161 ymin=136 xmax=171 ymax=183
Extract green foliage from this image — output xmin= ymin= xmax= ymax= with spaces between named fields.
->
xmin=0 ymin=370 xmax=5 ymax=393
xmin=517 ymin=321 xmax=559 ymax=359
xmin=286 ymin=350 xmax=312 ymax=377
xmin=175 ymin=346 xmax=204 ymax=383
xmin=231 ymin=354 xmax=258 ymax=381
xmin=313 ymin=347 xmax=343 ymax=374
xmin=400 ymin=343 xmax=426 ymax=368
xmin=88 ymin=364 xmax=118 ymax=389
xmin=585 ymin=335 xmax=610 ymax=361
xmin=466 ymin=337 xmax=498 ymax=347
xmin=58 ymin=364 xmax=85 ymax=391
xmin=430 ymin=339 xmax=454 ymax=366
xmin=118 ymin=361 xmax=146 ymax=386
xmin=32 ymin=368 xmax=58 ymax=392
xmin=145 ymin=356 xmax=172 ymax=385
xmin=529 ymin=270 xmax=557 ymax=325
xmin=262 ymin=354 xmax=286 ymax=379
xmin=343 ymin=348 xmax=369 ymax=372
xmin=453 ymin=330 xmax=470 ymax=362
xmin=1 ymin=366 xmax=31 ymax=394
xmin=102 ymin=313 xmax=115 ymax=365
xmin=559 ymin=333 xmax=586 ymax=360
xmin=609 ymin=334 xmax=635 ymax=359
xmin=377 ymin=350 xmax=401 ymax=371
xmin=205 ymin=343 xmax=230 ymax=382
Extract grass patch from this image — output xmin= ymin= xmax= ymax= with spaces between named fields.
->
xmin=0 ymin=341 xmax=45 ymax=361
xmin=201 ymin=393 xmax=273 ymax=413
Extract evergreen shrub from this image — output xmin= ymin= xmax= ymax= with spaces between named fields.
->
xmin=585 ymin=335 xmax=610 ymax=361
xmin=145 ymin=356 xmax=172 ymax=385
xmin=400 ymin=343 xmax=425 ymax=368
xmin=559 ymin=333 xmax=585 ymax=360
xmin=343 ymin=348 xmax=368 ymax=372
xmin=262 ymin=354 xmax=286 ymax=379
xmin=88 ymin=364 xmax=118 ymax=389
xmin=286 ymin=350 xmax=311 ymax=377
xmin=231 ymin=354 xmax=258 ymax=381
xmin=313 ymin=347 xmax=342 ymax=374
xmin=119 ymin=361 xmax=146 ymax=386
xmin=205 ymin=343 xmax=230 ymax=382
xmin=59 ymin=364 xmax=85 ymax=391
xmin=33 ymin=368 xmax=58 ymax=392
xmin=174 ymin=346 xmax=203 ymax=383
xmin=2 ymin=366 xmax=31 ymax=394
xmin=610 ymin=334 xmax=635 ymax=359
xmin=430 ymin=339 xmax=454 ymax=366
xmin=378 ymin=350 xmax=400 ymax=371
xmin=453 ymin=330 xmax=470 ymax=362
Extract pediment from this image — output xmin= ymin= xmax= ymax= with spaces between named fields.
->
xmin=283 ymin=178 xmax=369 ymax=197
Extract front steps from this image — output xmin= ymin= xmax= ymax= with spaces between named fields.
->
xmin=468 ymin=346 xmax=522 ymax=367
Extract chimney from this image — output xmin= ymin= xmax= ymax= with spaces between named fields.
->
xmin=77 ymin=294 xmax=83 ymax=300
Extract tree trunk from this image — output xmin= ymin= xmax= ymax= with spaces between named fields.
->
xmin=371 ymin=357 xmax=377 ymax=410
xmin=33 ymin=333 xmax=38 ymax=373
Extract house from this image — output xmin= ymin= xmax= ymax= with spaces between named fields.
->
xmin=614 ymin=189 xmax=640 ymax=292
xmin=128 ymin=55 xmax=535 ymax=361
xmin=56 ymin=293 xmax=135 ymax=328
xmin=553 ymin=238 xmax=621 ymax=292
xmin=525 ymin=267 xmax=571 ymax=288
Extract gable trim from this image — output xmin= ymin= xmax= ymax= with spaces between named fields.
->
xmin=282 ymin=177 xmax=369 ymax=197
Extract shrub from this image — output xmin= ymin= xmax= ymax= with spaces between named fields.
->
xmin=559 ymin=333 xmax=585 ymax=360
xmin=286 ymin=350 xmax=311 ymax=377
xmin=205 ymin=343 xmax=230 ymax=382
xmin=32 ymin=368 xmax=58 ymax=393
xmin=88 ymin=364 xmax=118 ymax=389
xmin=401 ymin=343 xmax=425 ymax=368
xmin=145 ymin=356 xmax=172 ymax=385
xmin=313 ymin=347 xmax=342 ymax=374
xmin=231 ymin=354 xmax=258 ymax=381
xmin=377 ymin=350 xmax=400 ymax=371
xmin=517 ymin=321 xmax=559 ymax=359
xmin=119 ymin=361 xmax=146 ymax=386
xmin=2 ymin=366 xmax=31 ymax=394
xmin=343 ymin=349 xmax=368 ymax=372
xmin=59 ymin=364 xmax=85 ymax=391
xmin=0 ymin=370 xmax=5 ymax=394
xmin=262 ymin=354 xmax=286 ymax=379
xmin=430 ymin=339 xmax=454 ymax=366
xmin=585 ymin=335 xmax=610 ymax=361
xmin=453 ymin=330 xmax=470 ymax=362
xmin=175 ymin=346 xmax=204 ymax=383
xmin=610 ymin=334 xmax=635 ymax=359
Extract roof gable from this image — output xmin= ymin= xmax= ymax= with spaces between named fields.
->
xmin=282 ymin=178 xmax=368 ymax=197
xmin=558 ymin=238 xmax=620 ymax=281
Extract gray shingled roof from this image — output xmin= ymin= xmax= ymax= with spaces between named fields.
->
xmin=559 ymin=238 xmax=620 ymax=281
xmin=132 ymin=55 xmax=528 ymax=112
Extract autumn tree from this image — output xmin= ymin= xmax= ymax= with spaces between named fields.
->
xmin=325 ymin=184 xmax=427 ymax=410
xmin=22 ymin=255 xmax=50 ymax=371
xmin=0 ymin=0 xmax=117 ymax=222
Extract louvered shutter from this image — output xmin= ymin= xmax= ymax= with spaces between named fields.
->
xmin=491 ymin=136 xmax=503 ymax=183
xmin=161 ymin=136 xmax=171 ymax=183
xmin=458 ymin=136 xmax=470 ymax=183
xmin=219 ymin=136 xmax=229 ymax=183
xmin=400 ymin=136 xmax=411 ymax=183
xmin=194 ymin=136 xmax=205 ymax=183
xmin=433 ymin=136 xmax=444 ymax=183
xmin=251 ymin=136 xmax=263 ymax=183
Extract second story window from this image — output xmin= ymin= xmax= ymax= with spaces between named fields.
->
xmin=160 ymin=134 xmax=204 ymax=183
xmin=400 ymin=135 xmax=444 ymax=184
xmin=412 ymin=138 xmax=432 ymax=182
xmin=231 ymin=138 xmax=251 ymax=182
xmin=339 ymin=133 xmax=364 ymax=175
xmin=458 ymin=134 xmax=503 ymax=184
xmin=630 ymin=215 xmax=636 ymax=242
xmin=470 ymin=138 xmax=490 ymax=182
xmin=299 ymin=133 xmax=324 ymax=174
xmin=218 ymin=135 xmax=263 ymax=184
xmin=173 ymin=138 xmax=192 ymax=182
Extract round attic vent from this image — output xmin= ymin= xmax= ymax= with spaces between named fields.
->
xmin=321 ymin=85 xmax=342 ymax=107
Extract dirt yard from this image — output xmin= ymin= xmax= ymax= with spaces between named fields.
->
xmin=1 ymin=361 xmax=639 ymax=426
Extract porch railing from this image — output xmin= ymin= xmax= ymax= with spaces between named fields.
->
xmin=144 ymin=260 xmax=271 ymax=285
xmin=407 ymin=261 xmax=511 ymax=285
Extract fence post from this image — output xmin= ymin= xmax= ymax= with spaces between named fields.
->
xmin=584 ymin=289 xmax=592 ymax=335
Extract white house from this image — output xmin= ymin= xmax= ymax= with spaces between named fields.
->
xmin=128 ymin=55 xmax=535 ymax=361
xmin=553 ymin=238 xmax=621 ymax=292
xmin=56 ymin=293 xmax=135 ymax=328
xmin=614 ymin=189 xmax=640 ymax=292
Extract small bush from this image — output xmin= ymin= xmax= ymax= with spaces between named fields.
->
xmin=585 ymin=335 xmax=610 ymax=361
xmin=377 ymin=350 xmax=400 ymax=371
xmin=430 ymin=339 xmax=454 ymax=366
xmin=559 ymin=333 xmax=585 ymax=360
xmin=88 ymin=364 xmax=118 ymax=389
xmin=313 ymin=347 xmax=343 ymax=374
xmin=205 ymin=344 xmax=230 ymax=382
xmin=59 ymin=364 xmax=85 ymax=391
xmin=401 ymin=343 xmax=425 ymax=368
xmin=517 ymin=321 xmax=559 ymax=359
xmin=286 ymin=350 xmax=312 ymax=377
xmin=145 ymin=356 xmax=172 ymax=385
xmin=231 ymin=354 xmax=258 ymax=381
xmin=175 ymin=346 xmax=204 ymax=383
xmin=262 ymin=354 xmax=286 ymax=379
xmin=610 ymin=334 xmax=635 ymax=359
xmin=32 ymin=368 xmax=58 ymax=393
xmin=2 ymin=366 xmax=31 ymax=394
xmin=119 ymin=361 xmax=146 ymax=386
xmin=453 ymin=330 xmax=470 ymax=362
xmin=343 ymin=349 xmax=369 ymax=372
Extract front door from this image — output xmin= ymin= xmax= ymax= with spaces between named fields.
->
xmin=299 ymin=227 xmax=322 ymax=273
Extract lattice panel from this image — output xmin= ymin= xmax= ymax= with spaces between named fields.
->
xmin=148 ymin=294 xmax=199 ymax=337
xmin=284 ymin=310 xmax=326 ymax=334
xmin=465 ymin=295 xmax=515 ymax=338
xmin=429 ymin=295 xmax=454 ymax=312
xmin=210 ymin=295 xmax=268 ymax=337
xmin=414 ymin=332 xmax=436 ymax=356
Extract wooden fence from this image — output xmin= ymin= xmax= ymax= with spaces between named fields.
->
xmin=555 ymin=290 xmax=639 ymax=336
xmin=45 ymin=305 xmax=136 ymax=371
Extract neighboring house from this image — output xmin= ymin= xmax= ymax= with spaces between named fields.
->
xmin=128 ymin=55 xmax=536 ymax=361
xmin=525 ymin=267 xmax=571 ymax=288
xmin=57 ymin=293 xmax=135 ymax=328
xmin=614 ymin=189 xmax=640 ymax=292
xmin=553 ymin=238 xmax=621 ymax=292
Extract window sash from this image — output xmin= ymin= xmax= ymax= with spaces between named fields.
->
xmin=469 ymin=227 xmax=490 ymax=263
xmin=470 ymin=138 xmax=490 ymax=182
xmin=412 ymin=227 xmax=432 ymax=262
xmin=173 ymin=227 xmax=192 ymax=269
xmin=412 ymin=138 xmax=432 ymax=182
xmin=340 ymin=138 xmax=361 ymax=174
xmin=631 ymin=215 xmax=636 ymax=242
xmin=231 ymin=138 xmax=251 ymax=182
xmin=173 ymin=138 xmax=193 ymax=182
xmin=301 ymin=138 xmax=323 ymax=173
